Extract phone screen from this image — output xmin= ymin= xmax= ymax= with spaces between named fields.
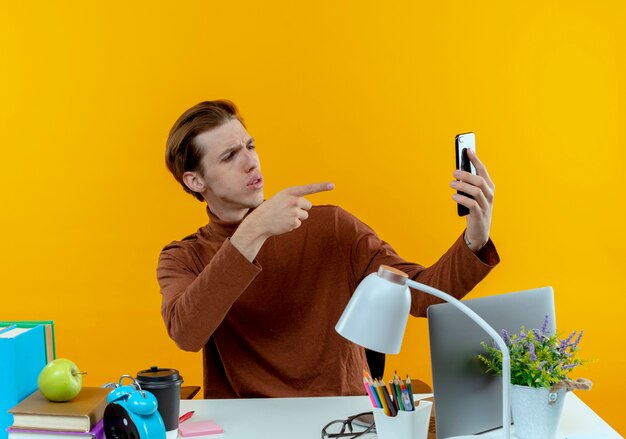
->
xmin=455 ymin=132 xmax=476 ymax=216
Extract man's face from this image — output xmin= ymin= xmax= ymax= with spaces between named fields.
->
xmin=192 ymin=118 xmax=264 ymax=218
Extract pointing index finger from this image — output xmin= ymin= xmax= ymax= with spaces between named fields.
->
xmin=288 ymin=182 xmax=335 ymax=196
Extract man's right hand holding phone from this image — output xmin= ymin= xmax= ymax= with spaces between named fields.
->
xmin=450 ymin=148 xmax=495 ymax=253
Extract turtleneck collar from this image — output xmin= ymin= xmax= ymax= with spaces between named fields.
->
xmin=201 ymin=205 xmax=251 ymax=240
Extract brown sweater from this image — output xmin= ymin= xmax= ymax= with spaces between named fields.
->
xmin=157 ymin=205 xmax=499 ymax=398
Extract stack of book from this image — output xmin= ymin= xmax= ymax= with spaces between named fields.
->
xmin=6 ymin=388 xmax=110 ymax=439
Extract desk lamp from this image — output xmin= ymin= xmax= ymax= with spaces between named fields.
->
xmin=335 ymin=265 xmax=511 ymax=439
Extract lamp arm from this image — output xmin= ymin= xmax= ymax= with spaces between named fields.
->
xmin=405 ymin=279 xmax=511 ymax=439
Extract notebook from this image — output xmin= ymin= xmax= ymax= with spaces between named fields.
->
xmin=178 ymin=420 xmax=224 ymax=437
xmin=9 ymin=388 xmax=110 ymax=432
xmin=7 ymin=419 xmax=104 ymax=438
xmin=427 ymin=286 xmax=556 ymax=438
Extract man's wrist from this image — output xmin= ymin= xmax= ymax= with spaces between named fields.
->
xmin=464 ymin=231 xmax=486 ymax=253
xmin=464 ymin=230 xmax=472 ymax=247
xmin=231 ymin=220 xmax=267 ymax=262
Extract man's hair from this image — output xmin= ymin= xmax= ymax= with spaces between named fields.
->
xmin=165 ymin=100 xmax=245 ymax=201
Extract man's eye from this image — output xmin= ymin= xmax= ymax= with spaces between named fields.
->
xmin=222 ymin=152 xmax=234 ymax=162
xmin=248 ymin=143 xmax=255 ymax=150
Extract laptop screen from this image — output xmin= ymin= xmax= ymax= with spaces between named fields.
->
xmin=427 ymin=287 xmax=556 ymax=438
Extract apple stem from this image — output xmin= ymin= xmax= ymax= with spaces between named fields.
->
xmin=72 ymin=371 xmax=88 ymax=376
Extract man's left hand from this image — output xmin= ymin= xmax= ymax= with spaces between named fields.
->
xmin=450 ymin=149 xmax=495 ymax=252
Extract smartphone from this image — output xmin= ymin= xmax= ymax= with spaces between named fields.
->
xmin=455 ymin=132 xmax=476 ymax=216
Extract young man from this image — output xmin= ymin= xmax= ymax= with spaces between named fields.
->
xmin=158 ymin=100 xmax=499 ymax=398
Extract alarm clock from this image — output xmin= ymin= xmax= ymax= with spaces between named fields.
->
xmin=103 ymin=375 xmax=166 ymax=439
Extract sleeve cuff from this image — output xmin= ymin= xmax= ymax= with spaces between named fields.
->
xmin=223 ymin=238 xmax=263 ymax=273
xmin=460 ymin=231 xmax=500 ymax=267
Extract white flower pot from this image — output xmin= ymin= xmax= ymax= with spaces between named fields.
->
xmin=511 ymin=384 xmax=567 ymax=439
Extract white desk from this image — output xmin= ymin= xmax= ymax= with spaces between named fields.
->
xmin=179 ymin=393 xmax=622 ymax=438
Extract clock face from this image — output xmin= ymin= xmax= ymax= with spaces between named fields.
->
xmin=103 ymin=403 xmax=141 ymax=439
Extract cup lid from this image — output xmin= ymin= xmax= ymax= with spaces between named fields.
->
xmin=136 ymin=366 xmax=183 ymax=385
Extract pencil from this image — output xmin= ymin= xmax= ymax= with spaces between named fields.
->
xmin=363 ymin=376 xmax=379 ymax=408
xmin=374 ymin=380 xmax=391 ymax=416
xmin=178 ymin=411 xmax=194 ymax=423
xmin=380 ymin=380 xmax=397 ymax=417
xmin=370 ymin=382 xmax=382 ymax=408
xmin=388 ymin=380 xmax=399 ymax=411
xmin=393 ymin=378 xmax=408 ymax=411
xmin=363 ymin=372 xmax=382 ymax=408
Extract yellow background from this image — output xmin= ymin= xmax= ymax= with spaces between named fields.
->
xmin=2 ymin=0 xmax=624 ymax=434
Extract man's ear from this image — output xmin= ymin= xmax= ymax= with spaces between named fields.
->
xmin=182 ymin=171 xmax=206 ymax=194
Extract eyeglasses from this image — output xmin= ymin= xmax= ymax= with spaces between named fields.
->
xmin=321 ymin=411 xmax=376 ymax=438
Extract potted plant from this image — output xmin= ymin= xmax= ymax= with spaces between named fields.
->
xmin=478 ymin=315 xmax=592 ymax=439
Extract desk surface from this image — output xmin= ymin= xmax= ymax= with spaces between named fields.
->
xmin=179 ymin=393 xmax=621 ymax=438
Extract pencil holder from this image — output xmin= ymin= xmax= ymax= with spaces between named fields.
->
xmin=373 ymin=400 xmax=432 ymax=439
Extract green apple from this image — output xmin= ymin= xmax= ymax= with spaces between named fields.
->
xmin=37 ymin=358 xmax=84 ymax=402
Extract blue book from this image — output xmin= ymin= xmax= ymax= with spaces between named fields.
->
xmin=0 ymin=325 xmax=17 ymax=334
xmin=0 ymin=321 xmax=55 ymax=363
xmin=0 ymin=326 xmax=47 ymax=439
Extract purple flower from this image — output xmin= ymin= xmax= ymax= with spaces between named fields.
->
xmin=500 ymin=329 xmax=511 ymax=345
xmin=571 ymin=330 xmax=584 ymax=350
xmin=529 ymin=342 xmax=537 ymax=362
xmin=561 ymin=363 xmax=577 ymax=370
xmin=537 ymin=361 xmax=546 ymax=371
xmin=540 ymin=314 xmax=549 ymax=335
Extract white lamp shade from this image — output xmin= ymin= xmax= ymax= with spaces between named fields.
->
xmin=335 ymin=272 xmax=411 ymax=354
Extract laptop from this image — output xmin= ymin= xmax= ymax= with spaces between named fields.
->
xmin=427 ymin=286 xmax=556 ymax=438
